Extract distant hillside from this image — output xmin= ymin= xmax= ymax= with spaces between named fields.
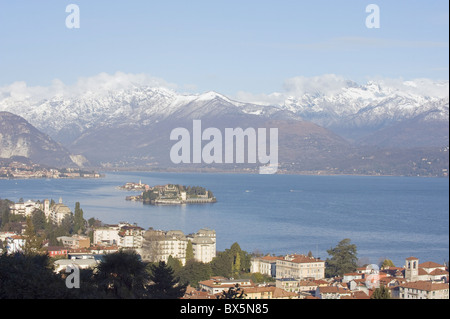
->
xmin=0 ymin=79 xmax=448 ymax=176
xmin=0 ymin=112 xmax=88 ymax=168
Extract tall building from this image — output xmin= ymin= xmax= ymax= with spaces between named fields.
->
xmin=139 ymin=228 xmax=216 ymax=265
xmin=275 ymin=254 xmax=325 ymax=280
xmin=405 ymin=257 xmax=419 ymax=282
xmin=49 ymin=198 xmax=72 ymax=226
xmin=188 ymin=228 xmax=216 ymax=263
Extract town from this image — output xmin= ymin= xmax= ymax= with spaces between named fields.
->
xmin=0 ymin=197 xmax=448 ymax=299
xmin=0 ymin=160 xmax=101 ymax=179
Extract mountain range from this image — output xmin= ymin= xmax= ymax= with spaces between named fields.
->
xmin=0 ymin=78 xmax=448 ymax=176
xmin=0 ymin=111 xmax=88 ymax=167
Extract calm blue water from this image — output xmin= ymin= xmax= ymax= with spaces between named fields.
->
xmin=0 ymin=172 xmax=448 ymax=267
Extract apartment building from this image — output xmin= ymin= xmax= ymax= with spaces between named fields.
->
xmin=276 ymin=254 xmax=325 ymax=280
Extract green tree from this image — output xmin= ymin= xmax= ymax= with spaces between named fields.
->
xmin=371 ymin=285 xmax=391 ymax=299
xmin=147 ymin=261 xmax=187 ymax=299
xmin=95 ymin=250 xmax=150 ymax=299
xmin=178 ymin=260 xmax=212 ymax=288
xmin=0 ymin=252 xmax=69 ymax=298
xmin=185 ymin=240 xmax=194 ymax=263
xmin=167 ymin=255 xmax=183 ymax=275
xmin=229 ymin=242 xmax=251 ymax=274
xmin=233 ymin=251 xmax=241 ymax=276
xmin=325 ymin=238 xmax=358 ymax=278
xmin=23 ymin=217 xmax=44 ymax=255
xmin=210 ymin=251 xmax=233 ymax=278
xmin=73 ymin=202 xmax=86 ymax=234
xmin=31 ymin=209 xmax=46 ymax=232
xmin=380 ymin=259 xmax=395 ymax=269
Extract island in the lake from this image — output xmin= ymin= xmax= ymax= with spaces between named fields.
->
xmin=123 ymin=183 xmax=217 ymax=205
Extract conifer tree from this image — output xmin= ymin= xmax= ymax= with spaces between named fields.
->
xmin=147 ymin=261 xmax=187 ymax=299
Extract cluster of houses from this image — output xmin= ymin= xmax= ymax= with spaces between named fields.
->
xmin=0 ymin=161 xmax=100 ymax=179
xmin=183 ymin=254 xmax=448 ymax=300
xmin=94 ymin=224 xmax=217 ymax=265
xmin=1 ymin=198 xmax=448 ymax=299
xmin=1 ymin=198 xmax=217 ymax=272
xmin=244 ymin=254 xmax=447 ymax=299
xmin=9 ymin=197 xmax=76 ymax=225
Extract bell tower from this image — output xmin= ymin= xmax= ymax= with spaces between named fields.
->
xmin=405 ymin=257 xmax=419 ymax=282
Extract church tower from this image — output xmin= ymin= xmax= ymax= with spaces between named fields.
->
xmin=405 ymin=257 xmax=419 ymax=282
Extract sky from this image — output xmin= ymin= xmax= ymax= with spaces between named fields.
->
xmin=0 ymin=0 xmax=448 ymax=97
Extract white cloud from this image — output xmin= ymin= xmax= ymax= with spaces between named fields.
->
xmin=0 ymin=72 xmax=178 ymax=102
xmin=233 ymin=74 xmax=449 ymax=106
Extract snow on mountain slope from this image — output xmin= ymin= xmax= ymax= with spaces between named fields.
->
xmin=280 ymin=80 xmax=449 ymax=130
xmin=0 ymin=75 xmax=447 ymax=147
xmin=0 ymin=85 xmax=295 ymax=145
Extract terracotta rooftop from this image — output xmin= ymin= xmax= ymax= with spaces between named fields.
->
xmin=319 ymin=286 xmax=350 ymax=294
xmin=400 ymin=281 xmax=449 ymax=292
xmin=419 ymin=261 xmax=445 ymax=268
xmin=406 ymin=256 xmax=419 ymax=260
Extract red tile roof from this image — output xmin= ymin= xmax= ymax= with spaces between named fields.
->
xmin=400 ymin=281 xmax=449 ymax=292
xmin=419 ymin=261 xmax=445 ymax=268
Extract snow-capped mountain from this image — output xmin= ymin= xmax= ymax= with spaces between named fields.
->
xmin=0 ymin=75 xmax=447 ymax=175
xmin=0 ymin=112 xmax=86 ymax=167
xmin=282 ymin=81 xmax=449 ymax=130
xmin=0 ymin=86 xmax=298 ymax=145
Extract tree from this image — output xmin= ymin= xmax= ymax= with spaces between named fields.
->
xmin=325 ymin=238 xmax=358 ymax=278
xmin=178 ymin=260 xmax=212 ymax=288
xmin=380 ymin=259 xmax=395 ymax=269
xmin=147 ymin=261 xmax=187 ymax=299
xmin=0 ymin=252 xmax=69 ymax=298
xmin=95 ymin=250 xmax=150 ymax=299
xmin=73 ymin=202 xmax=86 ymax=234
xmin=23 ymin=217 xmax=44 ymax=255
xmin=185 ymin=240 xmax=194 ymax=263
xmin=31 ymin=209 xmax=46 ymax=232
xmin=210 ymin=251 xmax=233 ymax=278
xmin=229 ymin=242 xmax=251 ymax=274
xmin=371 ymin=285 xmax=391 ymax=299
xmin=167 ymin=255 xmax=183 ymax=275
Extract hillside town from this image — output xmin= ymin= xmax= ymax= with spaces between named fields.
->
xmin=0 ymin=197 xmax=448 ymax=300
xmin=0 ymin=160 xmax=101 ymax=179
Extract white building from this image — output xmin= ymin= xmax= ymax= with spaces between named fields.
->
xmin=118 ymin=224 xmax=145 ymax=249
xmin=93 ymin=225 xmax=120 ymax=246
xmin=276 ymin=254 xmax=325 ymax=280
xmin=53 ymin=257 xmax=100 ymax=273
xmin=9 ymin=200 xmax=41 ymax=217
xmin=399 ymin=281 xmax=449 ymax=299
xmin=188 ymin=228 xmax=216 ymax=264
xmin=404 ymin=257 xmax=449 ymax=283
xmin=47 ymin=198 xmax=72 ymax=226
xmin=5 ymin=235 xmax=26 ymax=254
xmin=140 ymin=228 xmax=216 ymax=265
xmin=251 ymin=255 xmax=282 ymax=277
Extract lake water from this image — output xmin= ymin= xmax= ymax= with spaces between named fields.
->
xmin=0 ymin=172 xmax=448 ymax=267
